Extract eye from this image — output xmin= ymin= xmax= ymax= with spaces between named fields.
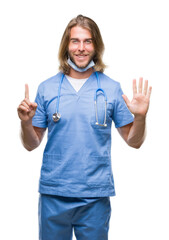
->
xmin=71 ymin=39 xmax=79 ymax=44
xmin=85 ymin=39 xmax=92 ymax=44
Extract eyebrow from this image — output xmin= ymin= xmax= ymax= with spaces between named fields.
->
xmin=70 ymin=38 xmax=93 ymax=41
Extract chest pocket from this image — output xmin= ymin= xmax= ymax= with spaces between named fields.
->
xmin=90 ymin=93 xmax=113 ymax=129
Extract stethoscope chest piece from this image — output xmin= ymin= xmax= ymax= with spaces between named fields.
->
xmin=52 ymin=72 xmax=108 ymax=126
xmin=52 ymin=112 xmax=61 ymax=122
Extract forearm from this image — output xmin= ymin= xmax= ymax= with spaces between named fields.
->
xmin=20 ymin=120 xmax=40 ymax=151
xmin=127 ymin=115 xmax=146 ymax=148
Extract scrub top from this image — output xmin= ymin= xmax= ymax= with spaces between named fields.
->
xmin=32 ymin=71 xmax=134 ymax=197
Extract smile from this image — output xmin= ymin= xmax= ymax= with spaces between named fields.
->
xmin=74 ymin=55 xmax=89 ymax=60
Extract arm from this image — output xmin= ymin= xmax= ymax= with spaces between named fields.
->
xmin=21 ymin=121 xmax=46 ymax=151
xmin=117 ymin=117 xmax=146 ymax=148
xmin=117 ymin=77 xmax=152 ymax=149
xmin=17 ymin=84 xmax=46 ymax=151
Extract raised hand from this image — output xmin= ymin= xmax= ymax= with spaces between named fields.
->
xmin=17 ymin=84 xmax=37 ymax=122
xmin=122 ymin=77 xmax=152 ymax=117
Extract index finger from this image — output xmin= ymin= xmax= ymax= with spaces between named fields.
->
xmin=133 ymin=79 xmax=137 ymax=95
xmin=25 ymin=84 xmax=29 ymax=99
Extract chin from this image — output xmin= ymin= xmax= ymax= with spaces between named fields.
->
xmin=75 ymin=62 xmax=89 ymax=69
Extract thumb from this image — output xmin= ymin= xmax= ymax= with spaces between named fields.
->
xmin=30 ymin=102 xmax=38 ymax=110
xmin=29 ymin=102 xmax=37 ymax=118
xmin=122 ymin=94 xmax=130 ymax=107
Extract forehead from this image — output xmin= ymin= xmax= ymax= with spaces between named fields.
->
xmin=70 ymin=26 xmax=92 ymax=39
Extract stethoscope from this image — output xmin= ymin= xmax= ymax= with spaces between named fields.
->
xmin=52 ymin=71 xmax=107 ymax=127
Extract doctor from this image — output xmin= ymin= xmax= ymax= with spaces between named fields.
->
xmin=17 ymin=15 xmax=152 ymax=240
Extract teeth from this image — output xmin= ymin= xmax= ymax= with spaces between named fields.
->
xmin=77 ymin=55 xmax=87 ymax=58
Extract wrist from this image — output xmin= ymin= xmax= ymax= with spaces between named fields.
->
xmin=21 ymin=119 xmax=33 ymax=127
xmin=134 ymin=114 xmax=146 ymax=121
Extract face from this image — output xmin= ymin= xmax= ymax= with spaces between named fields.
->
xmin=68 ymin=26 xmax=95 ymax=69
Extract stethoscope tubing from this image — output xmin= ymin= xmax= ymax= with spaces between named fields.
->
xmin=56 ymin=73 xmax=65 ymax=113
xmin=53 ymin=71 xmax=108 ymax=126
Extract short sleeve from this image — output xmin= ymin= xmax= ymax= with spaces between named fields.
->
xmin=113 ymin=83 xmax=134 ymax=128
xmin=32 ymin=84 xmax=47 ymax=128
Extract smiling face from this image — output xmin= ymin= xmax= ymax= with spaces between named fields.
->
xmin=68 ymin=26 xmax=95 ymax=69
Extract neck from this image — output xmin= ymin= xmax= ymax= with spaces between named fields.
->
xmin=69 ymin=67 xmax=94 ymax=79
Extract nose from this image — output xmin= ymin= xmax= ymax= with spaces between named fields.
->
xmin=78 ymin=41 xmax=85 ymax=51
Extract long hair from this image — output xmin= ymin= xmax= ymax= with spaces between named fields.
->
xmin=58 ymin=15 xmax=106 ymax=74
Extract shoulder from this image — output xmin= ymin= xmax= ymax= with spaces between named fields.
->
xmin=98 ymin=72 xmax=122 ymax=94
xmin=39 ymin=72 xmax=62 ymax=88
xmin=98 ymin=72 xmax=120 ymax=87
xmin=36 ymin=72 xmax=63 ymax=94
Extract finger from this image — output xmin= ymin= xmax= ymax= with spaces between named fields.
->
xmin=25 ymin=84 xmax=29 ymax=99
xmin=23 ymin=97 xmax=31 ymax=106
xmin=18 ymin=105 xmax=29 ymax=113
xmin=138 ymin=77 xmax=143 ymax=93
xmin=147 ymin=86 xmax=152 ymax=99
xmin=30 ymin=102 xmax=38 ymax=110
xmin=133 ymin=79 xmax=137 ymax=95
xmin=122 ymin=94 xmax=130 ymax=107
xmin=143 ymin=80 xmax=148 ymax=95
xmin=21 ymin=101 xmax=30 ymax=110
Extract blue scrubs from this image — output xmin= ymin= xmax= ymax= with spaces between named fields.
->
xmin=39 ymin=194 xmax=111 ymax=240
xmin=32 ymin=71 xmax=134 ymax=239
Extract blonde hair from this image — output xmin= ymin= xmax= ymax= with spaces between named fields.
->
xmin=58 ymin=15 xmax=106 ymax=74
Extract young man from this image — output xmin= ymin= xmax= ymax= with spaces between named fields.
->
xmin=17 ymin=15 xmax=152 ymax=240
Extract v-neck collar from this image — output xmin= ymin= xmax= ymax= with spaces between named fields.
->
xmin=64 ymin=72 xmax=96 ymax=96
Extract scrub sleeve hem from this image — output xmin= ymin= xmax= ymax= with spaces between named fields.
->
xmin=32 ymin=122 xmax=47 ymax=128
xmin=115 ymin=118 xmax=134 ymax=128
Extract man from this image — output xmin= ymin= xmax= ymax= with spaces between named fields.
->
xmin=17 ymin=15 xmax=152 ymax=240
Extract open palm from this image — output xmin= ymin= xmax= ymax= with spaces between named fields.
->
xmin=122 ymin=77 xmax=152 ymax=117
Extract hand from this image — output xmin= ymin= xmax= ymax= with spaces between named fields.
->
xmin=17 ymin=84 xmax=37 ymax=122
xmin=122 ymin=77 xmax=152 ymax=117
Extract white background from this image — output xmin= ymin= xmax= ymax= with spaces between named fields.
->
xmin=0 ymin=0 xmax=169 ymax=239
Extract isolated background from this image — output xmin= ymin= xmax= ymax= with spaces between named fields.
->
xmin=0 ymin=0 xmax=168 ymax=239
